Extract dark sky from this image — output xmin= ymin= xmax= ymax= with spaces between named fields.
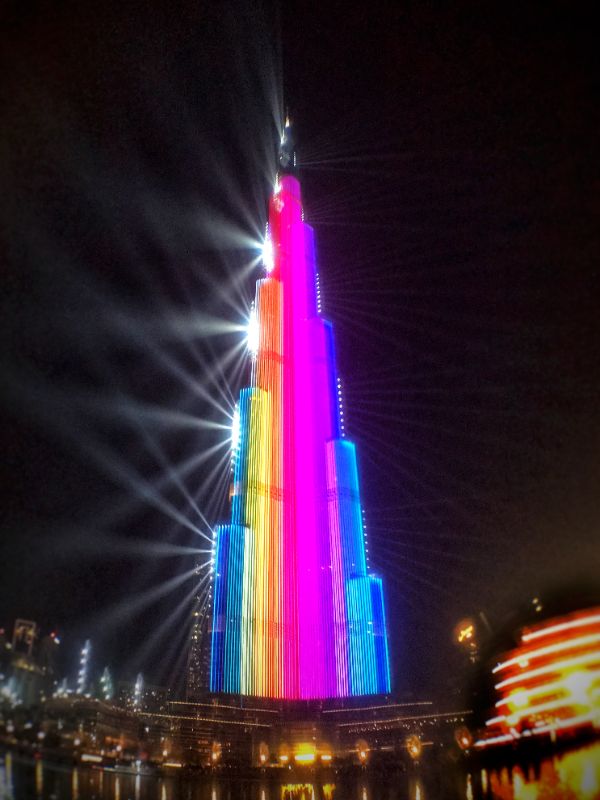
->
xmin=1 ymin=1 xmax=599 ymax=698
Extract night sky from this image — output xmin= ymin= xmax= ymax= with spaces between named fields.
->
xmin=1 ymin=1 xmax=599 ymax=699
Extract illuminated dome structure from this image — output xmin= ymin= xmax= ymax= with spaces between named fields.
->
xmin=209 ymin=121 xmax=391 ymax=699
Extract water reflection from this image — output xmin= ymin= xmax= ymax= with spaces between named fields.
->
xmin=481 ymin=770 xmax=488 ymax=794
xmin=1 ymin=751 xmax=14 ymax=797
xmin=35 ymin=758 xmax=43 ymax=796
xmin=0 ymin=742 xmax=598 ymax=799
xmin=465 ymin=774 xmax=473 ymax=800
xmin=281 ymin=785 xmax=315 ymax=800
xmin=487 ymin=743 xmax=600 ymax=800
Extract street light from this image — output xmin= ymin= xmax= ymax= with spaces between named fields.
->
xmin=406 ymin=735 xmax=422 ymax=760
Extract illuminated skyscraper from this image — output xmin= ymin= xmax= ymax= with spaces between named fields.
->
xmin=186 ymin=577 xmax=212 ymax=700
xmin=210 ymin=121 xmax=391 ymax=699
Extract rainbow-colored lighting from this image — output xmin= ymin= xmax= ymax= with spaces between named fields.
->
xmin=210 ymin=171 xmax=391 ymax=699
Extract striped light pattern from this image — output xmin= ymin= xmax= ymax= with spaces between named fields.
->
xmin=476 ymin=606 xmax=600 ymax=747
xmin=210 ymin=175 xmax=391 ymax=698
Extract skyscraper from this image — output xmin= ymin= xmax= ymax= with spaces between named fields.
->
xmin=186 ymin=575 xmax=213 ymax=701
xmin=210 ymin=121 xmax=391 ymax=700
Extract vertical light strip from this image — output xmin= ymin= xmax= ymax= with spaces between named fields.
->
xmin=224 ymin=524 xmax=244 ymax=693
xmin=210 ymin=172 xmax=391 ymax=700
xmin=290 ymin=209 xmax=322 ymax=698
xmin=209 ymin=525 xmax=226 ymax=693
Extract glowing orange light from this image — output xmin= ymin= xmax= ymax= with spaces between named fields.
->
xmin=478 ymin=607 xmax=600 ymax=747
xmin=211 ymin=741 xmax=222 ymax=764
xmin=356 ymin=739 xmax=369 ymax=763
xmin=455 ymin=727 xmax=473 ymax=750
xmin=406 ymin=735 xmax=422 ymax=760
xmin=522 ymin=612 xmax=600 ymax=643
xmin=458 ymin=625 xmax=474 ymax=643
xmin=294 ymin=752 xmax=315 ymax=764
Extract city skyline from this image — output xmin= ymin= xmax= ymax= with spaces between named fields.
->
xmin=1 ymin=2 xmax=598 ymax=698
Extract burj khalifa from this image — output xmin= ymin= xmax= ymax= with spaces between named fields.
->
xmin=210 ymin=121 xmax=391 ymax=700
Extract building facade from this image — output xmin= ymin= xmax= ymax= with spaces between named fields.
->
xmin=209 ymin=123 xmax=391 ymax=700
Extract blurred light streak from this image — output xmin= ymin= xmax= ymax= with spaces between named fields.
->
xmin=478 ymin=607 xmax=600 ymax=747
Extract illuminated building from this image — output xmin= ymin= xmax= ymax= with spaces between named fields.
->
xmin=76 ymin=640 xmax=91 ymax=695
xmin=210 ymin=121 xmax=391 ymax=699
xmin=100 ymin=667 xmax=114 ymax=702
xmin=186 ymin=586 xmax=212 ymax=700
xmin=476 ymin=606 xmax=600 ymax=747
xmin=116 ymin=679 xmax=170 ymax=713
xmin=12 ymin=619 xmax=38 ymax=657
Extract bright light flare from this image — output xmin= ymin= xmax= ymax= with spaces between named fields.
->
xmin=231 ymin=406 xmax=241 ymax=453
xmin=261 ymin=236 xmax=274 ymax=273
xmin=459 ymin=625 xmax=474 ymax=643
xmin=406 ymin=735 xmax=422 ymax=760
xmin=246 ymin=307 xmax=259 ymax=355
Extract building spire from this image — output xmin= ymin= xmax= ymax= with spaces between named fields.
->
xmin=278 ymin=114 xmax=296 ymax=175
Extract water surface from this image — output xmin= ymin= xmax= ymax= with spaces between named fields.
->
xmin=1 ymin=743 xmax=599 ymax=800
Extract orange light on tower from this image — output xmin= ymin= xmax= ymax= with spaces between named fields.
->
xmin=476 ymin=607 xmax=600 ymax=748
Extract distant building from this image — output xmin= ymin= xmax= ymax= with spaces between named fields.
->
xmin=117 ymin=680 xmax=170 ymax=713
xmin=2 ymin=619 xmax=50 ymax=706
xmin=37 ymin=632 xmax=61 ymax=698
xmin=0 ymin=628 xmax=11 ymax=673
xmin=12 ymin=620 xmax=37 ymax=657
xmin=186 ymin=587 xmax=212 ymax=701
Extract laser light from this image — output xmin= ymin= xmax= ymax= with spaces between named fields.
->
xmin=231 ymin=407 xmax=240 ymax=453
xmin=246 ymin=307 xmax=259 ymax=355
